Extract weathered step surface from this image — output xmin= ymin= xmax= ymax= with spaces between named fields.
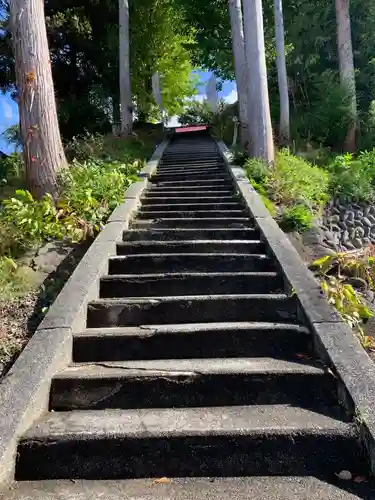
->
xmin=86 ymin=295 xmax=297 ymax=327
xmin=108 ymin=253 xmax=273 ymax=274
xmin=150 ymin=179 xmax=232 ymax=188
xmin=16 ymin=406 xmax=358 ymax=479
xmin=137 ymin=202 xmax=245 ymax=211
xmin=116 ymin=240 xmax=265 ymax=254
xmin=141 ymin=196 xmax=238 ymax=204
xmin=100 ymin=272 xmax=282 ymax=297
xmin=145 ymin=188 xmax=235 ymax=195
xmin=130 ymin=218 xmax=253 ymax=229
xmin=122 ymin=228 xmax=260 ymax=241
xmin=73 ymin=322 xmax=311 ymax=362
xmin=2 ymin=477 xmax=373 ymax=500
xmin=136 ymin=210 xmax=248 ymax=220
xmin=50 ymin=358 xmax=337 ymax=410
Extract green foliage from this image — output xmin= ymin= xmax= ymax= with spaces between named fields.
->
xmin=2 ymin=124 xmax=22 ymax=152
xmin=178 ymin=100 xmax=237 ymax=143
xmin=280 ymin=204 xmax=314 ymax=232
xmin=244 ymin=158 xmax=269 ymax=184
xmin=312 ymin=252 xmax=375 ymax=350
xmin=58 ymin=159 xmax=140 ymax=237
xmin=327 ymin=151 xmax=375 ymax=202
xmin=266 ymin=150 xmax=329 ymax=208
xmin=0 ymin=134 xmax=145 ymax=256
xmin=0 ymin=190 xmax=80 ymax=255
xmin=290 ymin=71 xmax=353 ymax=148
xmin=179 ymin=100 xmax=213 ymax=125
xmin=244 ymin=150 xmax=328 ymax=232
xmin=0 ymin=257 xmax=36 ymax=300
xmin=0 ymin=154 xmax=24 ymax=188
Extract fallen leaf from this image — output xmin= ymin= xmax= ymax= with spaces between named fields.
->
xmin=152 ymin=477 xmax=170 ymax=485
xmin=335 ymin=470 xmax=352 ymax=480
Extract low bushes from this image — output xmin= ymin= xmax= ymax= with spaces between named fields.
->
xmin=244 ymin=147 xmax=375 ymax=232
xmin=0 ymin=133 xmax=153 ymax=298
xmin=326 ymin=150 xmax=375 ymax=202
xmin=244 ymin=150 xmax=329 ymax=232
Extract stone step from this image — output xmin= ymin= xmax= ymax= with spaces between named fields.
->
xmin=152 ymin=172 xmax=229 ymax=182
xmin=161 ymin=156 xmax=222 ymax=163
xmin=3 ymin=477 xmax=373 ymax=500
xmin=86 ymin=294 xmax=297 ymax=328
xmin=139 ymin=202 xmax=245 ymax=211
xmin=16 ymin=406 xmax=359 ymax=479
xmin=99 ymin=272 xmax=282 ymax=297
xmin=108 ymin=253 xmax=274 ymax=274
xmin=116 ymin=240 xmax=265 ymax=254
xmin=50 ymin=358 xmax=336 ymax=411
xmin=151 ymin=178 xmax=232 ymax=188
xmin=122 ymin=228 xmax=260 ymax=241
xmin=141 ymin=203 xmax=248 ymax=213
xmin=136 ymin=210 xmax=248 ymax=220
xmin=73 ymin=322 xmax=311 ymax=362
xmin=130 ymin=218 xmax=253 ymax=229
xmin=141 ymin=196 xmax=237 ymax=204
xmin=156 ymin=165 xmax=225 ymax=173
xmin=146 ymin=188 xmax=235 ymax=195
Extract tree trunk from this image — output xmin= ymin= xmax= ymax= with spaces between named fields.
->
xmin=242 ymin=0 xmax=274 ymax=164
xmin=9 ymin=0 xmax=67 ymax=199
xmin=274 ymin=0 xmax=290 ymax=145
xmin=119 ymin=0 xmax=133 ymax=137
xmin=227 ymin=0 xmax=248 ymax=148
xmin=335 ymin=0 xmax=357 ymax=152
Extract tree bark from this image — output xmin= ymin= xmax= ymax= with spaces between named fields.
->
xmin=119 ymin=0 xmax=133 ymax=137
xmin=274 ymin=0 xmax=290 ymax=145
xmin=335 ymin=0 xmax=357 ymax=152
xmin=242 ymin=0 xmax=274 ymax=164
xmin=227 ymin=0 xmax=249 ymax=148
xmin=9 ymin=0 xmax=67 ymax=199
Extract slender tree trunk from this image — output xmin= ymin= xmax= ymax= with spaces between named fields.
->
xmin=335 ymin=0 xmax=357 ymax=152
xmin=9 ymin=0 xmax=67 ymax=199
xmin=274 ymin=0 xmax=290 ymax=145
xmin=228 ymin=0 xmax=248 ymax=148
xmin=242 ymin=0 xmax=274 ymax=164
xmin=119 ymin=0 xmax=133 ymax=137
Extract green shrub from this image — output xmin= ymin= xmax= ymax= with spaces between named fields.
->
xmin=231 ymin=148 xmax=248 ymax=167
xmin=327 ymin=150 xmax=375 ymax=202
xmin=243 ymin=150 xmax=328 ymax=232
xmin=268 ymin=150 xmax=329 ymax=208
xmin=0 ymin=146 xmax=143 ymax=256
xmin=58 ymin=159 xmax=140 ymax=236
xmin=65 ymin=133 xmax=153 ymax=164
xmin=0 ymin=190 xmax=80 ymax=255
xmin=280 ymin=204 xmax=314 ymax=232
xmin=244 ymin=157 xmax=269 ymax=184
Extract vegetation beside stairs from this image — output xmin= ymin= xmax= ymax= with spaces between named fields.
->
xmin=0 ymin=127 xmax=162 ymax=377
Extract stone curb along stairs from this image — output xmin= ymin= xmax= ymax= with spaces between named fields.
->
xmin=0 ymin=129 xmax=375 ymax=499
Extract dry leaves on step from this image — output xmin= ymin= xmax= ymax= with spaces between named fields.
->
xmin=152 ymin=477 xmax=171 ymax=485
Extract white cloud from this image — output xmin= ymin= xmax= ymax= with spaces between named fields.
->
xmin=224 ymin=88 xmax=238 ymax=104
xmin=2 ymin=100 xmax=13 ymax=121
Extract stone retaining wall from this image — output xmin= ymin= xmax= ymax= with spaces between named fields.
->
xmin=310 ymin=200 xmax=375 ymax=253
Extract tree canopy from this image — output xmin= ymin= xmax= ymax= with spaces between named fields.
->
xmin=2 ymin=0 xmax=375 ymax=149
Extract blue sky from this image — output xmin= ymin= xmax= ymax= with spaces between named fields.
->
xmin=0 ymin=70 xmax=236 ymax=154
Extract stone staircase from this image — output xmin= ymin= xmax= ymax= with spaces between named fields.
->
xmin=2 ymin=132 xmax=373 ymax=499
